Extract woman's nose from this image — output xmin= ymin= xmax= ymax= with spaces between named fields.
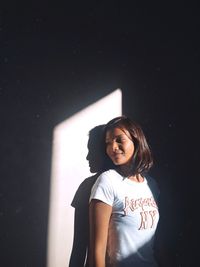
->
xmin=112 ymin=141 xmax=119 ymax=151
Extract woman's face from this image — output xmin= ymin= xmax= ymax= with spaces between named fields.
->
xmin=105 ymin=127 xmax=135 ymax=166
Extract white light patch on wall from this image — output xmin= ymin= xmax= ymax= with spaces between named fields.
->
xmin=47 ymin=89 xmax=122 ymax=267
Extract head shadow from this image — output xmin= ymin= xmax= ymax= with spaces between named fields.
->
xmin=86 ymin=124 xmax=106 ymax=174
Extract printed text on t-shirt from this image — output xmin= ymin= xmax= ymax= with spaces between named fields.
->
xmin=123 ymin=196 xmax=158 ymax=230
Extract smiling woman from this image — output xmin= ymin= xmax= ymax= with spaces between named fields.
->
xmin=89 ymin=116 xmax=160 ymax=267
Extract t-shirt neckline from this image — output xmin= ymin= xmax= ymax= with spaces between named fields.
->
xmin=124 ymin=176 xmax=147 ymax=185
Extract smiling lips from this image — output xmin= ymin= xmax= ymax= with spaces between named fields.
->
xmin=112 ymin=152 xmax=123 ymax=158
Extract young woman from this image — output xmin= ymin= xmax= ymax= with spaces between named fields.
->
xmin=89 ymin=116 xmax=160 ymax=267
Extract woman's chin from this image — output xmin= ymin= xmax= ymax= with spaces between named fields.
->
xmin=112 ymin=160 xmax=124 ymax=165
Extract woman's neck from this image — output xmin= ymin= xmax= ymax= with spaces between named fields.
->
xmin=128 ymin=174 xmax=144 ymax=183
xmin=116 ymin=164 xmax=143 ymax=182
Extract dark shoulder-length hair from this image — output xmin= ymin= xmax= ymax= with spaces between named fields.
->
xmin=103 ymin=115 xmax=153 ymax=176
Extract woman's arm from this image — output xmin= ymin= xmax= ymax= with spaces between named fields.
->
xmin=89 ymin=199 xmax=112 ymax=267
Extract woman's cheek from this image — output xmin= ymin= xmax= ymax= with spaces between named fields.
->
xmin=106 ymin=147 xmax=111 ymax=159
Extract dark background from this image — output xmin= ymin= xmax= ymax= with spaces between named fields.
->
xmin=1 ymin=2 xmax=199 ymax=267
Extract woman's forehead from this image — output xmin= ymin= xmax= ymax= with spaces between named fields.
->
xmin=106 ymin=127 xmax=131 ymax=139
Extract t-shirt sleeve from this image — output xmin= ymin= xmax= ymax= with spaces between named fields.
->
xmin=89 ymin=172 xmax=114 ymax=206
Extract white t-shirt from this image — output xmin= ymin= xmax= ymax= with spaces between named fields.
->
xmin=90 ymin=169 xmax=160 ymax=267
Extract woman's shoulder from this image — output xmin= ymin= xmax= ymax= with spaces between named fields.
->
xmin=101 ymin=168 xmax=118 ymax=176
xmin=94 ymin=169 xmax=122 ymax=185
xmin=98 ymin=169 xmax=122 ymax=179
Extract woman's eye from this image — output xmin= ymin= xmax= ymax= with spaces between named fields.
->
xmin=116 ymin=137 xmax=126 ymax=143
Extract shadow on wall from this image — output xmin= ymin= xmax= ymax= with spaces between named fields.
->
xmin=69 ymin=124 xmax=106 ymax=267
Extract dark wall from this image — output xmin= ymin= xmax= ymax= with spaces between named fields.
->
xmin=1 ymin=3 xmax=199 ymax=267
